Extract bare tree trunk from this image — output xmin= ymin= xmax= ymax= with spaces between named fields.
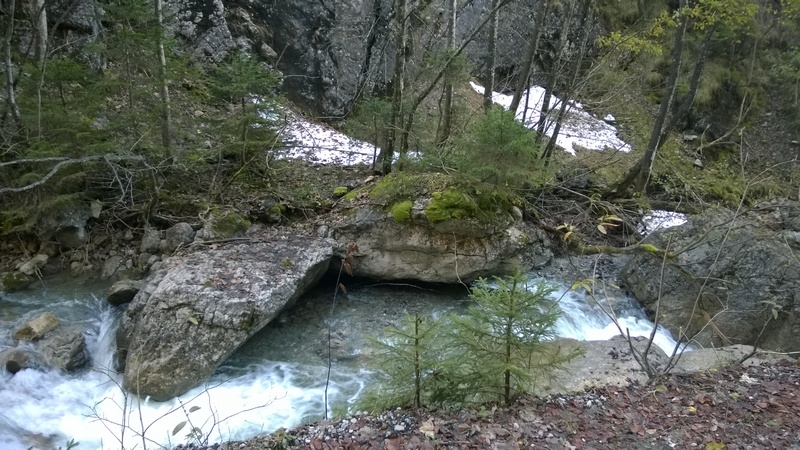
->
xmin=155 ymin=0 xmax=172 ymax=160
xmin=614 ymin=4 xmax=689 ymax=195
xmin=660 ymin=25 xmax=715 ymax=145
xmin=28 ymin=0 xmax=48 ymax=66
xmin=509 ymin=0 xmax=549 ymax=114
xmin=535 ymin=0 xmax=575 ymax=144
xmin=482 ymin=0 xmax=500 ymax=111
xmin=541 ymin=4 xmax=592 ymax=163
xmin=376 ymin=0 xmax=408 ymax=174
xmin=4 ymin=0 xmax=21 ymax=123
xmin=434 ymin=0 xmax=457 ymax=147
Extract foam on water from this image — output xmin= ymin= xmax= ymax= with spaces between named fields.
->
xmin=537 ymin=282 xmax=683 ymax=355
xmin=0 ymin=286 xmax=364 ymax=450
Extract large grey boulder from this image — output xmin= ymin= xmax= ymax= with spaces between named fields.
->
xmin=37 ymin=198 xmax=93 ymax=249
xmin=117 ymin=232 xmax=336 ymax=400
xmin=161 ymin=222 xmax=196 ymax=254
xmin=621 ymin=204 xmax=800 ymax=353
xmin=38 ymin=328 xmax=89 ymax=372
xmin=140 ymin=227 xmax=161 ymax=254
xmin=332 ymin=203 xmax=552 ymax=283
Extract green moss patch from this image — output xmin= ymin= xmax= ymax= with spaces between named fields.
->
xmin=425 ymin=189 xmax=474 ymax=223
xmin=390 ymin=200 xmax=413 ymax=222
xmin=333 ymin=186 xmax=349 ymax=197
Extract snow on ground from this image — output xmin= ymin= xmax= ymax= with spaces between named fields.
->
xmin=639 ymin=210 xmax=688 ymax=236
xmin=263 ymin=108 xmax=379 ymax=166
xmin=260 ymin=81 xmax=632 ymax=167
xmin=470 ymin=82 xmax=632 ymax=155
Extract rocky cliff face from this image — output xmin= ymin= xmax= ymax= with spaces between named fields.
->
xmin=229 ymin=0 xmax=596 ymax=117
xmin=48 ymin=0 xmax=597 ymax=118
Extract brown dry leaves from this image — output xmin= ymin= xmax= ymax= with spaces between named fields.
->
xmin=284 ymin=361 xmax=800 ymax=450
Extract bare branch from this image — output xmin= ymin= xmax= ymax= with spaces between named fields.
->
xmin=0 ymin=155 xmax=143 ymax=194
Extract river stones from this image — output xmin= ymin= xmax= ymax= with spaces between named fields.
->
xmin=19 ymin=254 xmax=49 ymax=276
xmin=106 ymin=279 xmax=145 ymax=306
xmin=14 ymin=312 xmax=59 ymax=340
xmin=1 ymin=348 xmax=39 ymax=373
xmin=38 ymin=328 xmax=89 ymax=372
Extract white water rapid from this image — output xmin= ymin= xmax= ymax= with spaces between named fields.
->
xmin=0 ymin=276 xmax=681 ymax=449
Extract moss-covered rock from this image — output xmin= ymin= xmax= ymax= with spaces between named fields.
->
xmin=211 ymin=210 xmax=251 ymax=238
xmin=1 ymin=271 xmax=33 ymax=292
xmin=390 ymin=201 xmax=413 ymax=222
xmin=197 ymin=208 xmax=252 ymax=240
xmin=333 ymin=186 xmax=349 ymax=197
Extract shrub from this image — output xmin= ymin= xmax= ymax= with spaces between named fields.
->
xmin=452 ymin=107 xmax=545 ymax=190
xmin=449 ymin=274 xmax=579 ymax=404
xmin=359 ymin=273 xmax=580 ymax=410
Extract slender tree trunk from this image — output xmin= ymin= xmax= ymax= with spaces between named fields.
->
xmin=614 ymin=4 xmax=689 ymax=195
xmin=482 ymin=0 xmax=500 ymax=111
xmin=31 ymin=0 xmax=47 ymax=66
xmin=542 ymin=3 xmax=591 ymax=163
xmin=414 ymin=313 xmax=421 ymax=408
xmin=155 ymin=0 xmax=173 ymax=160
xmin=435 ymin=0 xmax=457 ymax=147
xmin=503 ymin=278 xmax=517 ymax=404
xmin=4 ymin=0 xmax=21 ymax=123
xmin=660 ymin=25 xmax=715 ymax=145
xmin=509 ymin=0 xmax=549 ymax=115
xmin=377 ymin=0 xmax=408 ymax=174
xmin=535 ymin=0 xmax=575 ymax=145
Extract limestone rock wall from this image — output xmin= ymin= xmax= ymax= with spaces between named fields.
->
xmin=620 ymin=203 xmax=800 ymax=353
xmin=332 ymin=203 xmax=553 ymax=283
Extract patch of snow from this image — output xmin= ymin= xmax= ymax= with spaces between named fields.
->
xmin=470 ymin=82 xmax=632 ymax=155
xmin=254 ymin=81 xmax=631 ymax=167
xmin=639 ymin=210 xmax=688 ymax=236
xmin=271 ymin=110 xmax=380 ymax=166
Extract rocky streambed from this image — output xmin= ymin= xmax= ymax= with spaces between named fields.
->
xmin=1 ymin=200 xmax=799 ymax=449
